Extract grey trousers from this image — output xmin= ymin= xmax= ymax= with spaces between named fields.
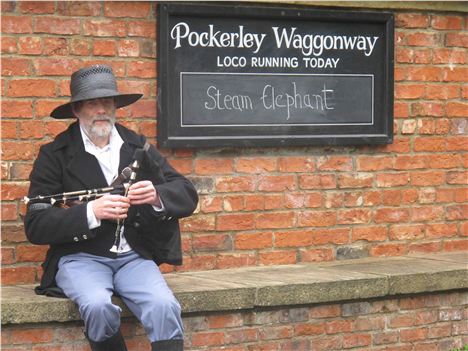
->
xmin=56 ymin=250 xmax=183 ymax=343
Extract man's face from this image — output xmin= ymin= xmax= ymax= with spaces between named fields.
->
xmin=73 ymin=97 xmax=116 ymax=140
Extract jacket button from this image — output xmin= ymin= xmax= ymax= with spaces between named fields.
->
xmin=73 ymin=237 xmax=79 ymax=242
xmin=133 ymin=222 xmax=140 ymax=229
xmin=83 ymin=234 xmax=88 ymax=240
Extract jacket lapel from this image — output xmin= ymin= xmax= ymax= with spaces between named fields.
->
xmin=65 ymin=123 xmax=108 ymax=189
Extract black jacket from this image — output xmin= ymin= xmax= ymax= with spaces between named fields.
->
xmin=24 ymin=122 xmax=198 ymax=296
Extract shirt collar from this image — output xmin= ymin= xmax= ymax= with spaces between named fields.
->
xmin=79 ymin=125 xmax=123 ymax=153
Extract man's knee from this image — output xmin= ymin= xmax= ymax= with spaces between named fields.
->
xmin=80 ymin=296 xmax=121 ymax=321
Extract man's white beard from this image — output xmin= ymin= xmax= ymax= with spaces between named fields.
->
xmin=87 ymin=115 xmax=116 ymax=139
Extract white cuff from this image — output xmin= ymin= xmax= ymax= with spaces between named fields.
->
xmin=87 ymin=201 xmax=101 ymax=229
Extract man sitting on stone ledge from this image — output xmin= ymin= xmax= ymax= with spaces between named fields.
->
xmin=24 ymin=64 xmax=198 ymax=351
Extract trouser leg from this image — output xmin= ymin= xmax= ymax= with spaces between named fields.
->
xmin=55 ymin=253 xmax=122 ymax=342
xmin=151 ymin=339 xmax=184 ymax=351
xmin=113 ymin=252 xmax=184 ymax=343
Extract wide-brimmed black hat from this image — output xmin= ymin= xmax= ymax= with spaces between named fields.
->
xmin=50 ymin=64 xmax=143 ymax=119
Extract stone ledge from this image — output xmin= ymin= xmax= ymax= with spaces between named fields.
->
xmin=2 ymin=252 xmax=467 ymax=325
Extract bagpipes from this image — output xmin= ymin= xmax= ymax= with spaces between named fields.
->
xmin=22 ymin=143 xmax=165 ymax=207
xmin=22 ymin=143 xmax=166 ymax=252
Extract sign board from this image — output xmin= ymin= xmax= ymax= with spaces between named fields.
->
xmin=157 ymin=3 xmax=394 ymax=148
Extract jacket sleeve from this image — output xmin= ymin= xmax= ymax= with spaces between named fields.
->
xmin=24 ymin=145 xmax=96 ymax=245
xmin=141 ymin=143 xmax=198 ymax=219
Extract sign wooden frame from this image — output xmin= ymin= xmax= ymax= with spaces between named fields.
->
xmin=157 ymin=3 xmax=394 ymax=148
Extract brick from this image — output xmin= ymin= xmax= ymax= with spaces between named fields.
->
xmin=411 ymin=101 xmax=445 ymax=117
xmin=179 ymin=215 xmax=215 ymax=232
xmin=446 ymin=32 xmax=468 ymax=47
xmin=343 ymin=333 xmax=371 ymax=348
xmin=2 ymin=247 xmax=15 ymax=264
xmin=128 ymin=99 xmax=156 ymax=118
xmin=191 ymin=331 xmax=225 ymax=347
xmin=427 ymin=154 xmax=463 ymax=169
xmin=406 ymin=32 xmax=439 ymax=47
xmin=223 ymin=195 xmax=244 ymax=212
xmin=1 ymin=266 xmax=37 ymax=285
xmin=19 ymin=121 xmax=45 ymax=139
xmin=128 ymin=20 xmax=157 ymax=38
xmin=7 ymin=79 xmax=55 ymax=97
xmin=446 ymin=136 xmax=468 ymax=151
xmin=1 ymin=58 xmax=31 ymax=76
xmin=275 ymin=230 xmax=313 ymax=248
xmin=446 ymin=102 xmax=468 ymax=117
xmin=216 ymin=176 xmax=255 ymax=192
xmin=444 ymin=239 xmax=468 ymax=251
xmin=337 ymin=209 xmax=371 ymax=224
xmin=192 ymin=234 xmax=231 ymax=252
xmin=338 ymin=173 xmax=373 ymax=188
xmin=258 ymin=175 xmax=296 ymax=192
xmin=446 ymin=204 xmax=468 ymax=220
xmin=407 ymin=67 xmax=444 ymax=82
xmin=370 ymin=243 xmax=406 ymax=257
xmin=284 ymin=192 xmax=322 ymax=209
xmin=235 ymin=232 xmax=273 ymax=250
xmin=2 ymin=121 xmax=17 ymax=139
xmin=299 ymin=174 xmax=336 ymax=189
xmin=352 ymin=226 xmax=387 ymax=242
xmin=35 ymin=17 xmax=81 ymax=35
xmin=104 ymin=2 xmax=151 ymax=18
xmin=19 ymin=1 xmax=54 ymax=14
xmin=194 ymin=158 xmax=233 ymax=175
xmin=34 ymin=58 xmax=82 ymax=76
xmin=57 ymin=2 xmax=101 ymax=16
xmin=127 ymin=61 xmax=156 ymax=78
xmin=316 ymin=156 xmax=352 ymax=171
xmin=389 ymin=224 xmax=425 ymax=240
xmin=278 ymin=156 xmax=315 ymax=172
xmin=216 ymin=253 xmax=256 ymax=269
xmin=432 ymin=49 xmax=467 ymax=65
xmin=259 ymin=250 xmax=296 ymax=265
xmin=1 ymin=182 xmax=29 ymax=200
xmin=2 ymin=141 xmax=35 ymax=161
xmin=43 ymin=37 xmax=69 ymax=56
xmin=256 ymin=212 xmax=295 ymax=229
xmin=297 ymin=211 xmax=337 ymax=227
xmin=300 ymin=248 xmax=334 ymax=262
xmin=217 ymin=213 xmax=255 ymax=231
xmin=411 ymin=171 xmax=445 ymax=186
xmin=447 ymin=171 xmax=468 ymax=185
xmin=310 ymin=228 xmax=349 ymax=245
xmin=236 ymin=157 xmax=276 ymax=173
xmin=2 ymin=15 xmax=33 ymax=33
xmin=394 ymin=155 xmax=426 ymax=170
xmin=400 ymin=328 xmax=428 ymax=342
xmin=376 ymin=172 xmax=409 ymax=187
xmin=70 ymin=38 xmax=90 ymax=56
xmin=2 ymin=36 xmax=17 ymax=53
xmin=16 ymin=245 xmax=48 ymax=262
xmin=373 ymin=331 xmax=399 ymax=345
xmin=117 ymin=39 xmax=139 ymax=57
xmin=83 ymin=19 xmax=127 ymax=37
xmin=432 ymin=15 xmax=463 ymax=29
xmin=325 ymin=320 xmax=352 ymax=334
xmin=414 ymin=137 xmax=446 ymax=151
xmin=295 ymin=322 xmax=326 ymax=336
xmin=356 ymin=156 xmax=392 ymax=171
xmin=93 ymin=40 xmax=116 ymax=56
xmin=374 ymin=208 xmax=409 ymax=223
xmin=412 ymin=206 xmax=445 ymax=221
xmin=396 ymin=13 xmax=429 ymax=28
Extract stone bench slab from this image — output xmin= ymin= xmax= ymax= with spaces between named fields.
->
xmin=2 ymin=252 xmax=467 ymax=325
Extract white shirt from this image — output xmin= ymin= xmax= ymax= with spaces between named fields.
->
xmin=80 ymin=125 xmax=132 ymax=253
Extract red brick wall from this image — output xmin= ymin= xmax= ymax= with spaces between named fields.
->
xmin=1 ymin=2 xmax=467 ymax=285
xmin=2 ymin=291 xmax=467 ymax=350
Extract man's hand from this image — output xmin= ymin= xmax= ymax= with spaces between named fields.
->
xmin=91 ymin=194 xmax=130 ymax=220
xmin=128 ymin=180 xmax=161 ymax=207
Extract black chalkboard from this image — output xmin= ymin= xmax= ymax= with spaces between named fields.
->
xmin=157 ymin=3 xmax=394 ymax=148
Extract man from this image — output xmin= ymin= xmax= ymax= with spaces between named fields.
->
xmin=24 ymin=65 xmax=198 ymax=351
